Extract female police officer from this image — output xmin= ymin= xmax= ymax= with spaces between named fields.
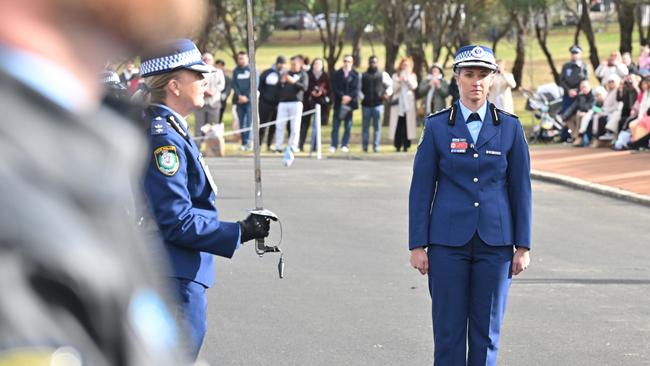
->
xmin=139 ymin=39 xmax=271 ymax=360
xmin=409 ymin=45 xmax=531 ymax=366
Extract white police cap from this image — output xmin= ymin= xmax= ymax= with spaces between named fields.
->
xmin=453 ymin=45 xmax=497 ymax=72
xmin=100 ymin=70 xmax=122 ymax=86
xmin=140 ymin=39 xmax=213 ymax=78
xmin=569 ymin=45 xmax=582 ymax=54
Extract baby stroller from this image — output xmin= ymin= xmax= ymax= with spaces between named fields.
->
xmin=522 ymin=83 xmax=564 ymax=143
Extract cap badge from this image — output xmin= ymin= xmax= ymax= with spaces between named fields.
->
xmin=471 ymin=46 xmax=485 ymax=58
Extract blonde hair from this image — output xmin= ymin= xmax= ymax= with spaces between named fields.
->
xmin=143 ymin=70 xmax=183 ymax=104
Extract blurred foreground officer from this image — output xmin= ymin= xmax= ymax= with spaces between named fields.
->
xmin=409 ymin=45 xmax=532 ymax=366
xmin=139 ymin=39 xmax=271 ymax=361
xmin=0 ymin=0 xmax=205 ymax=365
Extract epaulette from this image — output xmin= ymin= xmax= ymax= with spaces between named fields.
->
xmin=166 ymin=115 xmax=190 ymax=142
xmin=427 ymin=106 xmax=452 ymax=119
xmin=424 ymin=106 xmax=454 ymax=125
xmin=491 ymin=103 xmax=518 ymax=126
xmin=151 ymin=116 xmax=167 ymax=135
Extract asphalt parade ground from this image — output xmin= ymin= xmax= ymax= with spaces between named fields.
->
xmin=199 ymin=156 xmax=650 ymax=366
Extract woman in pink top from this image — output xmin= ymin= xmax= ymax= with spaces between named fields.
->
xmin=639 ymin=46 xmax=650 ymax=76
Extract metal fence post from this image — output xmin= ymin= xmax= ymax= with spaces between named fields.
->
xmin=315 ymin=104 xmax=322 ymax=160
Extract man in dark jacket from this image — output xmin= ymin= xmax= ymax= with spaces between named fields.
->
xmin=232 ymin=51 xmax=253 ymax=150
xmin=559 ymin=45 xmax=589 ymax=113
xmin=275 ymin=55 xmax=309 ymax=152
xmin=562 ymin=80 xmax=595 ymax=145
xmin=258 ymin=56 xmax=286 ymax=150
xmin=330 ymin=54 xmax=360 ymax=153
xmin=360 ymin=56 xmax=393 ymax=152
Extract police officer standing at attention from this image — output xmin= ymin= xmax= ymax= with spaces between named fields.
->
xmin=139 ymin=39 xmax=272 ymax=360
xmin=409 ymin=45 xmax=531 ymax=366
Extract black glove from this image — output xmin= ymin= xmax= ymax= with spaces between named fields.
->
xmin=238 ymin=214 xmax=271 ymax=243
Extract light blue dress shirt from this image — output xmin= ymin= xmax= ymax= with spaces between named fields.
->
xmin=0 ymin=45 xmax=90 ymax=112
xmin=458 ymin=100 xmax=487 ymax=144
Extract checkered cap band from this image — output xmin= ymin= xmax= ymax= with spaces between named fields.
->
xmin=453 ymin=46 xmax=496 ymax=70
xmin=141 ymin=48 xmax=203 ymax=77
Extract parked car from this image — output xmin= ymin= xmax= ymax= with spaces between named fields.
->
xmin=275 ymin=10 xmax=317 ymax=30
xmin=314 ymin=13 xmax=347 ymax=32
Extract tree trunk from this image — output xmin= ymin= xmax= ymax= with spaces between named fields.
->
xmin=639 ymin=4 xmax=650 ymax=46
xmin=407 ymin=42 xmax=427 ymax=81
xmin=382 ymin=0 xmax=401 ymax=76
xmin=491 ymin=16 xmax=514 ymax=55
xmin=579 ymin=0 xmax=600 ymax=70
xmin=637 ymin=4 xmax=647 ymax=46
xmin=381 ymin=0 xmax=401 ymax=126
xmin=351 ymin=30 xmax=363 ymax=68
xmin=535 ymin=9 xmax=560 ymax=84
xmin=512 ymin=12 xmax=527 ymax=90
xmin=196 ymin=3 xmax=217 ymax=52
xmin=616 ymin=0 xmax=635 ymax=53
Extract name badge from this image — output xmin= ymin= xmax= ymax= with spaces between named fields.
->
xmin=486 ymin=150 xmax=502 ymax=156
xmin=450 ymin=138 xmax=467 ymax=153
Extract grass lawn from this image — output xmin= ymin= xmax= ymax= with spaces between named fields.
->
xmin=196 ymin=19 xmax=639 ymax=156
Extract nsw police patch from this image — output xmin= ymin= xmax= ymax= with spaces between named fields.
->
xmin=154 ymin=146 xmax=180 ymax=176
xmin=418 ymin=125 xmax=426 ymax=148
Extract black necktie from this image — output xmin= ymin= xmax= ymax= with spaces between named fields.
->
xmin=467 ymin=113 xmax=481 ymax=123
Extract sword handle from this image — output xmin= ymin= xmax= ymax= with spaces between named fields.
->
xmin=255 ymin=238 xmax=265 ymax=256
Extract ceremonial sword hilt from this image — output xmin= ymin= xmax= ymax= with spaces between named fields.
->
xmin=249 ymin=209 xmax=284 ymax=278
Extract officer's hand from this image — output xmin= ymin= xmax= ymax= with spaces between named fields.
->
xmin=512 ymin=248 xmax=530 ymax=276
xmin=238 ymin=214 xmax=271 ymax=243
xmin=410 ymin=247 xmax=428 ymax=275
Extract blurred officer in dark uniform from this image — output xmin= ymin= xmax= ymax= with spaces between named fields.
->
xmin=0 ymin=0 xmax=205 ymax=365
xmin=139 ymin=39 xmax=272 ymax=361
xmin=560 ymin=45 xmax=589 ymax=113
xmin=409 ymin=45 xmax=532 ymax=366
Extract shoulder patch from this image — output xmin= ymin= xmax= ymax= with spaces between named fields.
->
xmin=417 ymin=125 xmax=427 ymax=148
xmin=151 ymin=117 xmax=167 ymax=136
xmin=154 ymin=146 xmax=180 ymax=176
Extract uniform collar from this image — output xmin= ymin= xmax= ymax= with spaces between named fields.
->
xmin=150 ymin=103 xmax=189 ymax=131
xmin=458 ymin=100 xmax=488 ymax=122
xmin=450 ymin=101 xmax=498 ymax=149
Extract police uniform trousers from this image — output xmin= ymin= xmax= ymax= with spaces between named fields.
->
xmin=173 ymin=278 xmax=208 ymax=360
xmin=428 ymin=232 xmax=513 ymax=366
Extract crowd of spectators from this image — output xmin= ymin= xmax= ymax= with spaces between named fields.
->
xmin=558 ymin=45 xmax=650 ymax=150
xmin=186 ymin=52 xmax=520 ymax=154
xmin=112 ymin=44 xmax=650 ymax=154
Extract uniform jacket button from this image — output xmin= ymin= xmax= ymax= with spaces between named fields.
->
xmin=474 ymin=202 xmax=479 ymax=207
xmin=473 ymin=177 xmax=479 ymax=183
xmin=473 ymin=153 xmax=479 ymax=158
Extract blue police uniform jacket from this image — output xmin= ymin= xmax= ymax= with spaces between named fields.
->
xmin=409 ymin=102 xmax=532 ymax=250
xmin=143 ymin=104 xmax=240 ymax=288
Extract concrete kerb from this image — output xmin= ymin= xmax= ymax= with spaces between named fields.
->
xmin=531 ymin=169 xmax=650 ymax=208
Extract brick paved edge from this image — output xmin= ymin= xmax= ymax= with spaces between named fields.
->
xmin=531 ymin=169 xmax=650 ymax=208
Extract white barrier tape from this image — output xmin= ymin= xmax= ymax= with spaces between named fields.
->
xmin=194 ymin=108 xmax=317 ymax=140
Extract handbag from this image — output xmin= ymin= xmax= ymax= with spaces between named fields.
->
xmin=338 ymin=104 xmax=352 ymax=120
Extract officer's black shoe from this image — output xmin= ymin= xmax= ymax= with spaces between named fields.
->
xmin=239 ymin=214 xmax=271 ymax=243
